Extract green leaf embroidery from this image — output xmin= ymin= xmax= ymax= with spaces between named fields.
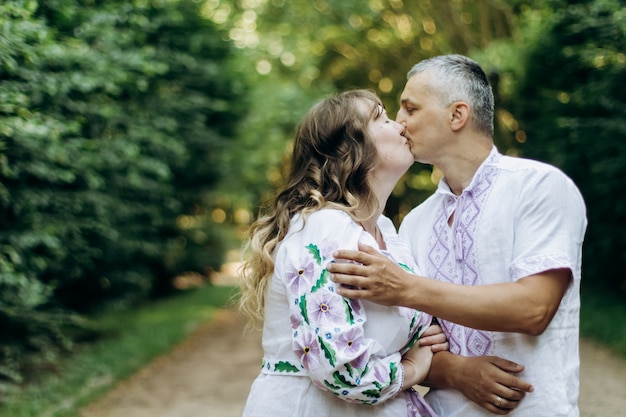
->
xmin=323 ymin=380 xmax=341 ymax=391
xmin=362 ymin=389 xmax=382 ymax=398
xmin=332 ymin=370 xmax=358 ymax=388
xmin=402 ymin=325 xmax=422 ymax=353
xmin=310 ymin=268 xmax=328 ymax=293
xmin=343 ymin=298 xmax=355 ymax=324
xmin=389 ymin=361 xmax=398 ymax=382
xmin=361 ymin=363 xmax=370 ymax=375
xmin=298 ymin=294 xmax=309 ymax=325
xmin=274 ymin=361 xmax=300 ymax=373
xmin=306 ymin=243 xmax=323 ymax=264
xmin=345 ymin=362 xmax=355 ymax=378
xmin=318 ymin=336 xmax=337 ymax=367
xmin=399 ymin=262 xmax=415 ymax=273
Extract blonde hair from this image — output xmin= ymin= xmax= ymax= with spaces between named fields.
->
xmin=239 ymin=90 xmax=383 ymax=327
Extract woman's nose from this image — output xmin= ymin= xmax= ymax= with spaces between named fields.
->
xmin=395 ymin=120 xmax=406 ymax=135
xmin=396 ymin=109 xmax=405 ymax=123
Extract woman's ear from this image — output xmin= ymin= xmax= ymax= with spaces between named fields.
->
xmin=450 ymin=101 xmax=470 ymax=132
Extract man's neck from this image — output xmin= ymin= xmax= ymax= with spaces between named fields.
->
xmin=439 ymin=143 xmax=493 ymax=196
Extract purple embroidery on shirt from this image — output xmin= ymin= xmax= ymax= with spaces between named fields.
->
xmin=337 ymin=327 xmax=364 ymax=355
xmin=427 ymin=151 xmax=501 ymax=356
xmin=373 ymin=362 xmax=390 ymax=384
xmin=306 ymin=291 xmax=346 ymax=326
xmin=319 ymin=239 xmax=339 ymax=261
xmin=294 ymin=332 xmax=321 ymax=370
xmin=347 ymin=298 xmax=363 ymax=317
xmin=350 ymin=352 xmax=368 ymax=370
xmin=407 ymin=389 xmax=438 ymax=417
xmin=290 ymin=314 xmax=301 ymax=329
xmin=510 ymin=253 xmax=573 ymax=280
xmin=286 ymin=257 xmax=316 ymax=295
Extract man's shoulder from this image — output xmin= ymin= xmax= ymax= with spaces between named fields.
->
xmin=497 ymin=156 xmax=586 ymax=213
xmin=498 ymin=154 xmax=582 ymax=190
xmin=499 ymin=154 xmax=567 ymax=177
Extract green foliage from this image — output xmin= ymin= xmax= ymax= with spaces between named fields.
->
xmin=581 ymin=286 xmax=626 ymax=358
xmin=0 ymin=0 xmax=246 ymax=385
xmin=209 ymin=0 xmax=522 ymax=224
xmin=512 ymin=0 xmax=626 ymax=294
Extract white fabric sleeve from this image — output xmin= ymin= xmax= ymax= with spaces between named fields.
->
xmin=510 ymin=169 xmax=587 ymax=280
xmin=275 ymin=209 xmax=405 ymax=405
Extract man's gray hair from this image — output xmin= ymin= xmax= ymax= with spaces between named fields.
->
xmin=408 ymin=54 xmax=494 ymax=137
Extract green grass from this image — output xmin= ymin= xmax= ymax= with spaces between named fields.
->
xmin=580 ymin=286 xmax=626 ymax=358
xmin=0 ymin=285 xmax=239 ymax=417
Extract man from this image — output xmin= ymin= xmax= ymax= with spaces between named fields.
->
xmin=327 ymin=54 xmax=587 ymax=416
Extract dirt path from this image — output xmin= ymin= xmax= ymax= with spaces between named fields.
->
xmin=81 ymin=283 xmax=626 ymax=416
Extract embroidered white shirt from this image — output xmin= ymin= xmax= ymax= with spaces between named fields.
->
xmin=244 ymin=209 xmax=436 ymax=417
xmin=400 ymin=147 xmax=587 ymax=417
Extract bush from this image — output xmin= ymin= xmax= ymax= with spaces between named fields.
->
xmin=513 ymin=0 xmax=626 ymax=295
xmin=0 ymin=0 xmax=246 ymax=385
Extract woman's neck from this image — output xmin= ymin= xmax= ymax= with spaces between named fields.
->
xmin=354 ymin=182 xmax=391 ymax=250
xmin=356 ymin=218 xmax=385 ymax=250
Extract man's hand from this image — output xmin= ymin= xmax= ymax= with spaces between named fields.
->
xmin=427 ymin=353 xmax=534 ymax=415
xmin=329 ymin=244 xmax=571 ymax=334
xmin=328 ymin=243 xmax=415 ymax=306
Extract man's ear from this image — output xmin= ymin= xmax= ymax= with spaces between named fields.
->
xmin=450 ymin=101 xmax=470 ymax=132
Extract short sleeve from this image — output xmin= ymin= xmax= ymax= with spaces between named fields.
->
xmin=274 ymin=209 xmax=405 ymax=405
xmin=510 ymin=169 xmax=587 ymax=280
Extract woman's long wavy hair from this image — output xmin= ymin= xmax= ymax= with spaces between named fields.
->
xmin=239 ymin=90 xmax=383 ymax=327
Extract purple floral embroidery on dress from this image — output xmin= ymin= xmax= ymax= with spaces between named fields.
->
xmin=337 ymin=327 xmax=367 ymax=368
xmin=319 ymin=239 xmax=339 ymax=261
xmin=290 ymin=314 xmax=301 ymax=330
xmin=337 ymin=327 xmax=363 ymax=355
xmin=294 ymin=331 xmax=321 ymax=370
xmin=286 ymin=257 xmax=316 ymax=295
xmin=373 ymin=362 xmax=390 ymax=384
xmin=350 ymin=352 xmax=368 ymax=370
xmin=307 ymin=290 xmax=345 ymax=326
xmin=348 ymin=297 xmax=363 ymax=316
xmin=282 ymin=229 xmax=432 ymax=411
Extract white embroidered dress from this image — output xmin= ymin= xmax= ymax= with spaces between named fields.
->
xmin=243 ymin=209 xmax=436 ymax=417
xmin=400 ymin=147 xmax=587 ymax=417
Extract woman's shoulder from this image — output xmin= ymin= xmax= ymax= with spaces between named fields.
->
xmin=288 ymin=208 xmax=359 ymax=239
xmin=294 ymin=208 xmax=357 ymax=230
xmin=277 ymin=208 xmax=362 ymax=265
xmin=307 ymin=207 xmax=354 ymax=222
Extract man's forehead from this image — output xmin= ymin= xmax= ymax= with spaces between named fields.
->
xmin=400 ymin=87 xmax=419 ymax=105
xmin=401 ymin=75 xmax=434 ymax=103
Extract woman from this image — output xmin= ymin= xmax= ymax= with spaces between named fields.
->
xmin=240 ymin=90 xmax=443 ymax=417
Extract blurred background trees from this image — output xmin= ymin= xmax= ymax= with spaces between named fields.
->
xmin=0 ymin=0 xmax=246 ymax=383
xmin=512 ymin=0 xmax=626 ymax=294
xmin=0 ymin=0 xmax=624 ymax=389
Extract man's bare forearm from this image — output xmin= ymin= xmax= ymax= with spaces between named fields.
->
xmin=421 ymin=351 xmax=457 ymax=389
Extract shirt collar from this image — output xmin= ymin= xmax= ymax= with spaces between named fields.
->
xmin=436 ymin=146 xmax=502 ymax=197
